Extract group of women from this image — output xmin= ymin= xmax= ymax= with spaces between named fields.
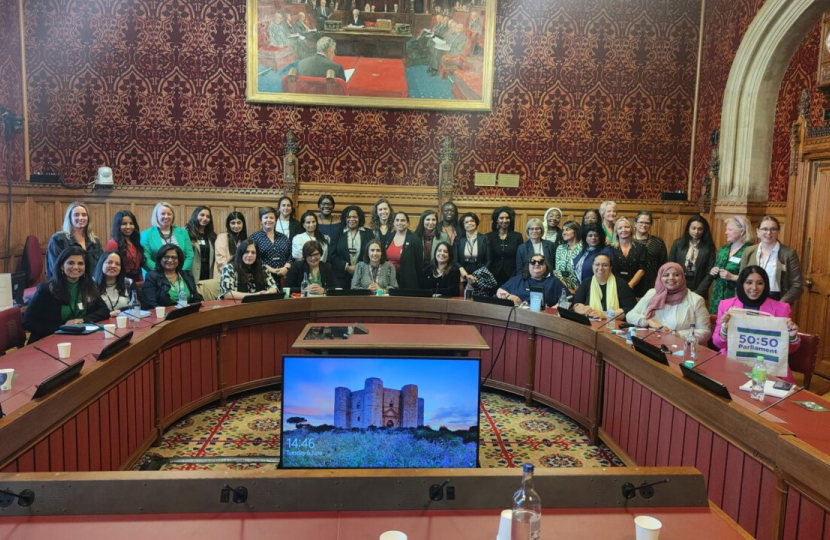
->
xmin=24 ymin=198 xmax=806 ymax=376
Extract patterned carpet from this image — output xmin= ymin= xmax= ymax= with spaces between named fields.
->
xmin=135 ymin=389 xmax=623 ymax=470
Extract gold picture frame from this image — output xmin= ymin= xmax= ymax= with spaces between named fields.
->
xmin=246 ymin=0 xmax=496 ymax=111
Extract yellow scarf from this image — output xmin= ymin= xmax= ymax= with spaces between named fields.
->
xmin=589 ymin=275 xmax=619 ymax=312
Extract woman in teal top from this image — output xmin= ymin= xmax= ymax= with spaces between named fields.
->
xmin=141 ymin=201 xmax=194 ymax=272
xmin=705 ymin=216 xmax=754 ymax=314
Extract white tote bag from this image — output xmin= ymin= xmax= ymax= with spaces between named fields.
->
xmin=727 ymin=309 xmax=790 ymax=377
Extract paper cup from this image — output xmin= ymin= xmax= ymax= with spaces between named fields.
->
xmin=379 ymin=532 xmax=407 ymax=540
xmin=496 ymin=509 xmax=512 ymax=540
xmin=103 ymin=324 xmax=116 ymax=338
xmin=635 ymin=515 xmax=662 ymax=540
xmin=0 ymin=368 xmax=14 ymax=391
xmin=116 ymin=316 xmax=128 ymax=329
xmin=57 ymin=342 xmax=72 ymax=359
xmin=155 ymin=306 xmax=167 ymax=319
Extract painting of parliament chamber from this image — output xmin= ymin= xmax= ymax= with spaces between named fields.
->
xmin=246 ymin=0 xmax=495 ymax=110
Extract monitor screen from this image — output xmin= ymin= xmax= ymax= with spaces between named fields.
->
xmin=280 ymin=355 xmax=481 ymax=469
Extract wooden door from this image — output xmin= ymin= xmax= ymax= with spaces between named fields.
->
xmin=793 ymin=160 xmax=830 ymax=377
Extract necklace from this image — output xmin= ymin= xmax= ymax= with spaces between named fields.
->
xmin=159 ymin=228 xmax=172 ymax=242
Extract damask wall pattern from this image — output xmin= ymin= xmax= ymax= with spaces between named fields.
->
xmin=23 ymin=0 xmax=700 ymax=198
xmin=769 ymin=22 xmax=828 ymax=202
xmin=0 ymin=0 xmax=25 ymax=187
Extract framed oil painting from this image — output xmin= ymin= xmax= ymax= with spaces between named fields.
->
xmin=246 ymin=0 xmax=496 ymax=111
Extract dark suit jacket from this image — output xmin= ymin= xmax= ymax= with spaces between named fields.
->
xmin=485 ymin=230 xmax=523 ymax=283
xmin=515 ymin=240 xmax=557 ymax=276
xmin=668 ymin=239 xmax=716 ymax=297
xmin=314 ymin=6 xmax=332 ymax=29
xmin=348 ymin=15 xmax=365 ymax=26
xmin=329 ymin=228 xmax=374 ymax=288
xmin=383 ymin=231 xmax=424 ymax=289
xmin=141 ymin=271 xmax=203 ymax=309
xmin=23 ymin=282 xmax=110 ymax=344
xmin=297 ymin=53 xmax=346 ymax=80
xmin=454 ymin=234 xmax=491 ymax=275
xmin=293 ymin=19 xmax=310 ymax=35
xmin=286 ymin=260 xmax=336 ymax=290
xmin=740 ymin=244 xmax=804 ymax=304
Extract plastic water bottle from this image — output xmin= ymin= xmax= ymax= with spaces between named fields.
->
xmin=128 ymin=290 xmax=141 ymax=328
xmin=751 ymin=356 xmax=767 ymax=401
xmin=512 ymin=463 xmax=541 ymax=540
xmin=558 ymin=289 xmax=569 ymax=310
xmin=684 ymin=324 xmax=697 ymax=361
xmin=177 ymin=285 xmax=188 ymax=308
xmin=464 ymin=279 xmax=473 ymax=300
xmin=301 ymin=272 xmax=309 ymax=297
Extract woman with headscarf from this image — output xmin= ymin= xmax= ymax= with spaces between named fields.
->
xmin=626 ymin=262 xmax=711 ymax=343
xmin=542 ymin=207 xmax=563 ymax=245
xmin=572 ymin=253 xmax=637 ymax=319
xmin=712 ymin=266 xmax=800 ymax=376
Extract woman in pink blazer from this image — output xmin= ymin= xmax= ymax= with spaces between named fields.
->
xmin=713 ymin=266 xmax=800 ymax=381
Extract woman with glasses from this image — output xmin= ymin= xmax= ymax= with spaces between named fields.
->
xmin=219 ymin=240 xmax=279 ymax=300
xmin=292 ymin=210 xmax=330 ymax=262
xmin=23 ymin=246 xmax=109 ymax=344
xmin=47 ymin=202 xmax=104 ymax=281
xmin=352 ymin=238 xmax=398 ymax=293
xmin=420 ymin=241 xmax=460 ymax=296
xmin=702 ymin=216 xmax=755 ymax=314
xmin=632 ymin=210 xmax=667 ymax=297
xmin=572 ymin=253 xmax=636 ymax=319
xmin=330 ymin=205 xmax=373 ymax=289
xmin=582 ymin=209 xmax=601 ymax=227
xmin=141 ymin=244 xmax=203 ymax=308
xmin=214 ymin=212 xmax=247 ymax=276
xmin=739 ymin=215 xmax=803 ymax=304
xmin=286 ymin=240 xmax=335 ymax=294
xmin=609 ymin=217 xmax=647 ymax=293
xmin=515 ymin=218 xmax=556 ymax=277
xmin=141 ymin=202 xmax=194 ymax=273
xmin=496 ymin=255 xmax=565 ymax=307
xmin=486 ymin=206 xmax=523 ymax=285
xmin=668 ymin=215 xmax=716 ymax=297
xmin=552 ymin=220 xmax=584 ymax=292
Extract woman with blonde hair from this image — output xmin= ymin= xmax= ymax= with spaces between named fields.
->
xmin=141 ymin=202 xmax=194 ymax=272
xmin=46 ymin=202 xmax=103 ymax=280
xmin=608 ymin=217 xmax=647 ymax=293
xmin=705 ymin=215 xmax=754 ymax=314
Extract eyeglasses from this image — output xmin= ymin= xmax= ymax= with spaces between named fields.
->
xmin=528 ymin=227 xmax=542 ymax=231
xmin=162 ymin=255 xmax=179 ymax=261
xmin=759 ymin=227 xmax=779 ymax=233
xmin=636 ymin=221 xmax=651 ymax=226
xmin=529 ymin=260 xmax=546 ymax=266
xmin=308 ymin=253 xmax=321 ymax=258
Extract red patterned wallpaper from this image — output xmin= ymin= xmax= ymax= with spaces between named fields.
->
xmin=691 ymin=0 xmax=765 ymax=201
xmin=22 ymin=0 xmax=700 ymax=198
xmin=769 ymin=22 xmax=828 ymax=202
xmin=0 ymin=0 xmax=25 ymax=186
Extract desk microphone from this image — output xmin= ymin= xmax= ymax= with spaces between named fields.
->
xmin=757 ymin=386 xmax=805 ymax=414
xmin=687 ymin=348 xmax=721 ymax=369
xmin=120 ymin=309 xmax=149 ymax=327
xmin=33 ymin=345 xmax=72 ymax=367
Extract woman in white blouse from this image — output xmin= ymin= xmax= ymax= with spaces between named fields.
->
xmin=292 ymin=210 xmax=330 ymax=262
xmin=626 ymin=262 xmax=711 ymax=344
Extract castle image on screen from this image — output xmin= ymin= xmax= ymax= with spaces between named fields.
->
xmin=334 ymin=377 xmax=425 ymax=429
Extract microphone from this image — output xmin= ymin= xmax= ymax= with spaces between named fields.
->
xmin=757 ymin=386 xmax=805 ymax=414
xmin=33 ymin=345 xmax=72 ymax=367
xmin=120 ymin=309 xmax=149 ymax=327
xmin=687 ymin=348 xmax=721 ymax=369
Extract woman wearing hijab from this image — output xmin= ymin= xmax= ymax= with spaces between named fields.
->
xmin=542 ymin=207 xmax=563 ymax=244
xmin=626 ymin=262 xmax=711 ymax=343
xmin=712 ymin=266 xmax=800 ymax=375
xmin=572 ymin=253 xmax=636 ymax=319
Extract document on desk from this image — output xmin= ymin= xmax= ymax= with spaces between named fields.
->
xmin=344 ymin=68 xmax=355 ymax=83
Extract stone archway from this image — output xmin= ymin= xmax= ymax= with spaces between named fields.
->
xmin=719 ymin=0 xmax=830 ymax=203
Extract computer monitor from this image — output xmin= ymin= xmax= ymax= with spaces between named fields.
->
xmin=387 ymin=288 xmax=435 ymax=298
xmin=679 ymin=363 xmax=732 ymax=401
xmin=471 ymin=295 xmax=514 ymax=307
xmin=631 ymin=336 xmax=669 ymax=366
xmin=280 ymin=355 xmax=481 ymax=469
xmin=325 ymin=288 xmax=373 ymax=297
xmin=241 ymin=292 xmax=286 ymax=304
xmin=165 ymin=302 xmax=202 ymax=320
xmin=557 ymin=306 xmax=591 ymax=326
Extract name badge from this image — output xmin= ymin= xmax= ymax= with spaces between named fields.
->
xmin=199 ymin=239 xmax=206 ymax=245
xmin=728 ymin=256 xmax=741 ymax=264
xmin=77 ymin=302 xmax=84 ymax=309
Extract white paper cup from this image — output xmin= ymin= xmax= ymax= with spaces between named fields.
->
xmin=57 ymin=342 xmax=72 ymax=359
xmin=496 ymin=509 xmax=512 ymax=540
xmin=635 ymin=515 xmax=662 ymax=540
xmin=379 ymin=532 xmax=407 ymax=540
xmin=116 ymin=316 xmax=127 ymax=329
xmin=103 ymin=324 xmax=116 ymax=338
xmin=155 ymin=306 xmax=167 ymax=319
xmin=0 ymin=368 xmax=14 ymax=391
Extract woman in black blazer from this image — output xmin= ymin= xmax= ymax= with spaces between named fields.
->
xmin=141 ymin=244 xmax=203 ymax=308
xmin=23 ymin=245 xmax=110 ymax=344
xmin=421 ymin=241 xmax=461 ymax=296
xmin=485 ymin=206 xmax=523 ymax=284
xmin=329 ymin=205 xmax=374 ymax=289
xmin=286 ymin=240 xmax=336 ymax=293
xmin=383 ymin=211 xmax=423 ymax=289
xmin=668 ymin=215 xmax=717 ymax=297
xmin=453 ymin=212 xmax=492 ymax=284
xmin=515 ymin=218 xmax=557 ymax=275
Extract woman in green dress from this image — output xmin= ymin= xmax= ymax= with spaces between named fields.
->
xmin=706 ymin=216 xmax=754 ymax=314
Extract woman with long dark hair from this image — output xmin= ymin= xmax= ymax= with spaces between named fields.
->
xmin=420 ymin=241 xmax=460 ymax=296
xmin=214 ymin=212 xmax=247 ymax=276
xmin=275 ymin=196 xmax=303 ymax=241
xmin=383 ymin=211 xmax=423 ymax=289
xmin=292 ymin=210 xmax=330 ymax=262
xmin=572 ymin=223 xmax=612 ymax=285
xmin=414 ymin=209 xmax=449 ymax=270
xmin=369 ymin=198 xmax=395 ymax=245
xmin=668 ymin=215 xmax=716 ymax=297
xmin=352 ymin=238 xmax=398 ymax=293
xmin=93 ymin=250 xmax=133 ymax=317
xmin=219 ymin=240 xmax=279 ymax=299
xmin=106 ymin=210 xmax=144 ymax=283
xmin=185 ymin=205 xmax=217 ymax=282
xmin=23 ymin=246 xmax=109 ymax=344
xmin=486 ymin=206 xmax=523 ymax=284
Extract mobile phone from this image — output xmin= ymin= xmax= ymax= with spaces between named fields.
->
xmin=618 ymin=323 xmax=634 ymax=329
xmin=773 ymin=381 xmax=794 ymax=391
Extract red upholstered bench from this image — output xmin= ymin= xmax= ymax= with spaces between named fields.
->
xmin=452 ymin=70 xmax=482 ymax=100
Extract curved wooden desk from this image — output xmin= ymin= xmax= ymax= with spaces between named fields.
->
xmin=0 ymin=297 xmax=828 ymax=538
